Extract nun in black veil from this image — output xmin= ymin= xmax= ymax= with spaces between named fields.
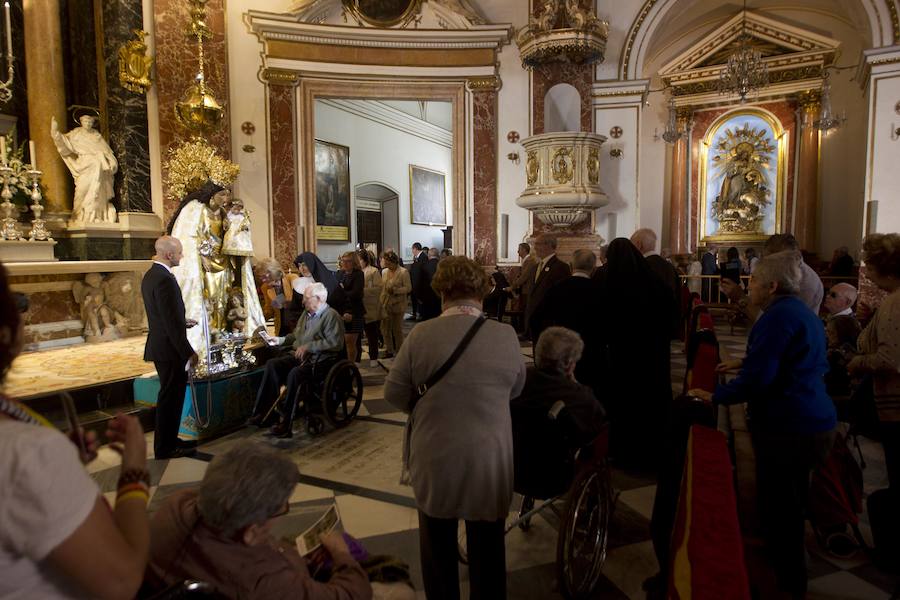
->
xmin=289 ymin=252 xmax=348 ymax=322
xmin=595 ymin=238 xmax=675 ymax=469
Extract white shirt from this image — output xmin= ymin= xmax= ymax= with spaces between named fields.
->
xmin=153 ymin=260 xmax=173 ymax=275
xmin=0 ymin=421 xmax=100 ymax=599
xmin=572 ymin=271 xmax=591 ymax=279
xmin=829 ymin=306 xmax=854 ymax=318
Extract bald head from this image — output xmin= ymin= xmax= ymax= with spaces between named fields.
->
xmin=154 ymin=235 xmax=184 ymax=268
xmin=824 ymin=282 xmax=858 ymax=316
xmin=630 ymin=228 xmax=657 ymax=254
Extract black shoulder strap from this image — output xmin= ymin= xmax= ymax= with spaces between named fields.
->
xmin=412 ymin=315 xmax=487 ymax=405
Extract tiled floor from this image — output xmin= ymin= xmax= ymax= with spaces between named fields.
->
xmin=86 ymin=319 xmax=898 ymax=599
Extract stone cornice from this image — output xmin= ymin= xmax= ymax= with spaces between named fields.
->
xmin=317 ymin=98 xmax=453 ymax=148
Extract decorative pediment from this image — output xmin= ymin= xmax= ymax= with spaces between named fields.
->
xmin=659 ymin=11 xmax=839 ymax=103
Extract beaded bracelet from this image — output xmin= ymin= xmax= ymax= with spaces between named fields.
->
xmin=116 ymin=490 xmax=149 ymax=505
xmin=118 ymin=468 xmax=150 ymax=488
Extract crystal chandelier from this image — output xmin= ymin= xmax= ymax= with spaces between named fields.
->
xmin=661 ymin=97 xmax=682 ymax=144
xmin=717 ymin=0 xmax=768 ymax=103
xmin=814 ymin=74 xmax=846 ymax=134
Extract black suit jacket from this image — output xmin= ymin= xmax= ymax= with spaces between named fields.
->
xmin=646 ymin=254 xmax=682 ymax=337
xmin=530 ymin=275 xmax=605 ymax=388
xmin=526 ymin=255 xmax=571 ymax=331
xmin=409 ymin=252 xmax=428 ymax=293
xmin=141 ymin=263 xmax=194 ymax=363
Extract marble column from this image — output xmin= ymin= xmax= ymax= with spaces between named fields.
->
xmin=668 ymin=108 xmax=692 ymax=255
xmin=468 ymin=76 xmax=500 ymax=266
xmin=23 ymin=0 xmax=70 ymax=218
xmin=794 ymin=91 xmax=821 ymax=253
xmin=265 ymin=70 xmax=300 ymax=269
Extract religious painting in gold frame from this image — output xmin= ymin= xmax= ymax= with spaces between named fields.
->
xmin=698 ymin=108 xmax=787 ymax=244
xmin=409 ymin=165 xmax=448 ymax=227
xmin=341 ymin=0 xmax=424 ymax=28
xmin=315 ymin=140 xmax=351 ymax=242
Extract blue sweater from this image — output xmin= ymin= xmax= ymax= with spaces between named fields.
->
xmin=713 ymin=295 xmax=836 ymax=434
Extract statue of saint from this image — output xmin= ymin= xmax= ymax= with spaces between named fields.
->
xmin=167 ymin=180 xmax=265 ymax=370
xmin=50 ymin=115 xmax=118 ymax=224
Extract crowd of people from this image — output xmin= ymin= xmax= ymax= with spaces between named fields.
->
xmin=3 ymin=226 xmax=899 ymax=599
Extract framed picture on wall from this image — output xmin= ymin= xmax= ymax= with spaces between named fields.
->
xmin=409 ymin=165 xmax=447 ymax=227
xmin=315 ymin=140 xmax=351 ymax=241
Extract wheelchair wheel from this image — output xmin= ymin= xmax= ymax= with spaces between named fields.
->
xmin=556 ymin=466 xmax=612 ymax=600
xmin=321 ymin=359 xmax=363 ymax=429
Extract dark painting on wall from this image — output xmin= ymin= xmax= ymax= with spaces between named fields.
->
xmin=315 ymin=140 xmax=350 ymax=242
xmin=409 ymin=164 xmax=447 ymax=227
xmin=344 ymin=0 xmax=421 ymax=26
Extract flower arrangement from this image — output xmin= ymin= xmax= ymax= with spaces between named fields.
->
xmin=2 ymin=127 xmax=44 ymax=219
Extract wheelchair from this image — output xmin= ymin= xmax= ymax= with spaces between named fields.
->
xmin=265 ymin=351 xmax=364 ymax=436
xmin=458 ymin=403 xmax=615 ymax=600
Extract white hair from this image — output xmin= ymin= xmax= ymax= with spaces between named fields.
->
xmin=754 ymin=250 xmax=802 ymax=295
xmin=535 ymin=326 xmax=584 ymax=373
xmin=305 ymin=281 xmax=328 ymax=303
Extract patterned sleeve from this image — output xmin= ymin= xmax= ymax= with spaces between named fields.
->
xmin=857 ymin=296 xmax=900 ymax=373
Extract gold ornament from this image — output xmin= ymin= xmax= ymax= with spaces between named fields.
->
xmin=710 ymin=123 xmax=775 ymax=234
xmin=117 ymin=30 xmax=154 ymax=94
xmin=526 ymin=150 xmax=540 ymax=185
xmin=586 ymin=147 xmax=600 ymax=184
xmin=164 ymin=139 xmax=239 ymax=201
xmin=551 ymin=146 xmax=574 ymax=184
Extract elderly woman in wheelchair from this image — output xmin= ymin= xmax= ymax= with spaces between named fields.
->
xmin=504 ymin=327 xmax=612 ymax=599
xmin=248 ymin=282 xmax=362 ymax=437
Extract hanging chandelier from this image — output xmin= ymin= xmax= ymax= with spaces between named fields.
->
xmin=814 ymin=73 xmax=846 ymax=134
xmin=717 ymin=0 xmax=768 ymax=103
xmin=661 ymin=97 xmax=683 ymax=144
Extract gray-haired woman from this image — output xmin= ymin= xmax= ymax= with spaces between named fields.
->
xmin=385 ymin=256 xmax=526 ymax=600
xmin=147 ymin=441 xmax=372 ymax=599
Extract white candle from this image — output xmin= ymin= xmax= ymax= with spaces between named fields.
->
xmin=0 ymin=135 xmax=6 ymax=166
xmin=4 ymin=2 xmax=10 ymax=61
xmin=29 ymin=140 xmax=36 ymax=170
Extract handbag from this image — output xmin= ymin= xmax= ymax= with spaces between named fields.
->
xmin=400 ymin=315 xmax=487 ymax=484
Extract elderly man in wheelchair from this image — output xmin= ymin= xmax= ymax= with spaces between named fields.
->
xmin=248 ymin=282 xmax=349 ymax=438
xmin=507 ymin=326 xmax=612 ymax=599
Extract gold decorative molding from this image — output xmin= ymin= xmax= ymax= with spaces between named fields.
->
xmin=262 ymin=68 xmax=300 ymax=86
xmin=586 ymin=147 xmax=600 ymax=184
xmin=526 ymin=150 xmax=539 ymax=185
xmin=466 ymin=75 xmax=501 ymax=92
xmin=890 ymin=0 xmax=900 ymax=44
xmin=551 ymin=146 xmax=574 ymax=184
xmin=117 ymin=29 xmax=153 ymax=94
xmin=620 ymin=0 xmax=661 ymax=79
xmin=670 ymin=65 xmax=824 ymax=97
xmin=266 ymin=40 xmax=495 ymax=68
xmin=796 ymin=89 xmax=821 ymax=110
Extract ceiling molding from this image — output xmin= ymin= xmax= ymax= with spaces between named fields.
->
xmin=317 ymin=98 xmax=453 ymax=148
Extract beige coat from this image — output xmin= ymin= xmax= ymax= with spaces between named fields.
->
xmin=857 ymin=289 xmax=900 ymax=422
xmin=362 ymin=265 xmax=384 ymax=323
xmin=381 ymin=266 xmax=411 ymax=315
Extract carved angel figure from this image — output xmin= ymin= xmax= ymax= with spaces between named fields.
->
xmin=73 ymin=273 xmax=126 ymax=341
xmin=535 ymin=0 xmax=559 ymax=31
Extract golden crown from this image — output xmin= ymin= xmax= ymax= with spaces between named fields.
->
xmin=164 ymin=138 xmax=239 ymax=200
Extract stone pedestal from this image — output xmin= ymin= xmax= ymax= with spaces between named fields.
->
xmin=0 ymin=240 xmax=57 ymax=262
xmin=56 ymin=212 xmax=163 ymax=260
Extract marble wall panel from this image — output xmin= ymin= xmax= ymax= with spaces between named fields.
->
xmin=102 ymin=0 xmax=152 ymax=214
xmin=65 ymin=0 xmax=99 ymax=114
xmin=688 ymin=100 xmax=796 ymax=251
xmin=154 ymin=0 xmax=231 ymax=223
xmin=21 ymin=289 xmax=81 ymax=325
xmin=269 ymin=84 xmax=298 ymax=269
xmin=4 ymin=1 xmax=29 ymax=142
xmin=472 ymin=90 xmax=497 ymax=265
xmin=532 ymin=63 xmax=593 ymax=135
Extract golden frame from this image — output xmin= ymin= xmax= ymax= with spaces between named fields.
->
xmin=409 ymin=164 xmax=448 ymax=227
xmin=341 ymin=0 xmax=424 ymax=28
xmin=698 ymin=107 xmax=787 ymax=244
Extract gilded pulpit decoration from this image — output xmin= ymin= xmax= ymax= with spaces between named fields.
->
xmin=516 ymin=0 xmax=609 ymax=69
xmin=699 ymin=109 xmax=785 ymax=242
xmin=586 ymin=147 xmax=599 ymax=184
xmin=526 ymin=150 xmax=540 ymax=185
xmin=118 ymin=30 xmax=154 ymax=94
xmin=551 ymin=147 xmax=574 ymax=184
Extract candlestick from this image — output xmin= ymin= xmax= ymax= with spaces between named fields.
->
xmin=29 ymin=140 xmax=36 ymax=170
xmin=0 ymin=163 xmax=19 ymax=240
xmin=3 ymin=2 xmax=10 ymax=62
xmin=0 ymin=135 xmax=6 ymax=166
xmin=26 ymin=168 xmax=51 ymax=242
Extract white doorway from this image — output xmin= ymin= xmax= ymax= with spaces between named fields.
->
xmin=355 ymin=182 xmax=400 ymax=257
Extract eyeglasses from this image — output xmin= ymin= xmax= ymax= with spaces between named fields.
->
xmin=828 ymin=291 xmax=840 ymax=299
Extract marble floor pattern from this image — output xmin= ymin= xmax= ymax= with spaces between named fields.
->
xmin=85 ymin=320 xmax=898 ymax=599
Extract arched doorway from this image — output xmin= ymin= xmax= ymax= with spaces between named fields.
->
xmin=355 ymin=182 xmax=400 ymax=258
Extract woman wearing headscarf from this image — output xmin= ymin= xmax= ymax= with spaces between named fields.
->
xmin=596 ymin=238 xmax=675 ymax=468
xmin=290 ymin=252 xmax=348 ymax=335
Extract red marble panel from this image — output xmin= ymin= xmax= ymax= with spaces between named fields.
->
xmin=532 ymin=63 xmax=593 ymax=135
xmin=22 ymin=291 xmax=80 ymax=325
xmin=268 ymin=84 xmax=299 ymax=269
xmin=688 ymin=100 xmax=797 ymax=251
xmin=154 ymin=0 xmax=232 ymax=222
xmin=472 ymin=90 xmax=497 ymax=265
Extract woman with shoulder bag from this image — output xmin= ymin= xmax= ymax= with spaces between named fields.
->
xmin=380 ymin=251 xmax=411 ymax=358
xmin=385 ymin=256 xmax=526 ymax=600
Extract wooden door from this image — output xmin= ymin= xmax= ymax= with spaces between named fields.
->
xmin=356 ymin=210 xmax=382 ymax=256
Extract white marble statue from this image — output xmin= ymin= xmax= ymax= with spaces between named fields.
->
xmin=50 ymin=115 xmax=118 ymax=224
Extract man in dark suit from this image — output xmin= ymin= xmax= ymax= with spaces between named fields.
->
xmin=631 ymin=228 xmax=682 ymax=337
xmin=418 ymin=247 xmax=441 ymax=320
xmin=525 ymin=234 xmax=571 ymax=343
xmin=141 ymin=236 xmax=198 ymax=459
xmin=530 ymin=249 xmax=604 ymax=393
xmin=408 ymin=242 xmax=427 ymax=321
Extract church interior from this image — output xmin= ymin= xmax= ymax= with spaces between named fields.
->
xmin=1 ymin=0 xmax=900 ymax=598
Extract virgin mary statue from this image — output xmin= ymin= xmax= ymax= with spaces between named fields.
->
xmin=167 ymin=180 xmax=265 ymax=373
